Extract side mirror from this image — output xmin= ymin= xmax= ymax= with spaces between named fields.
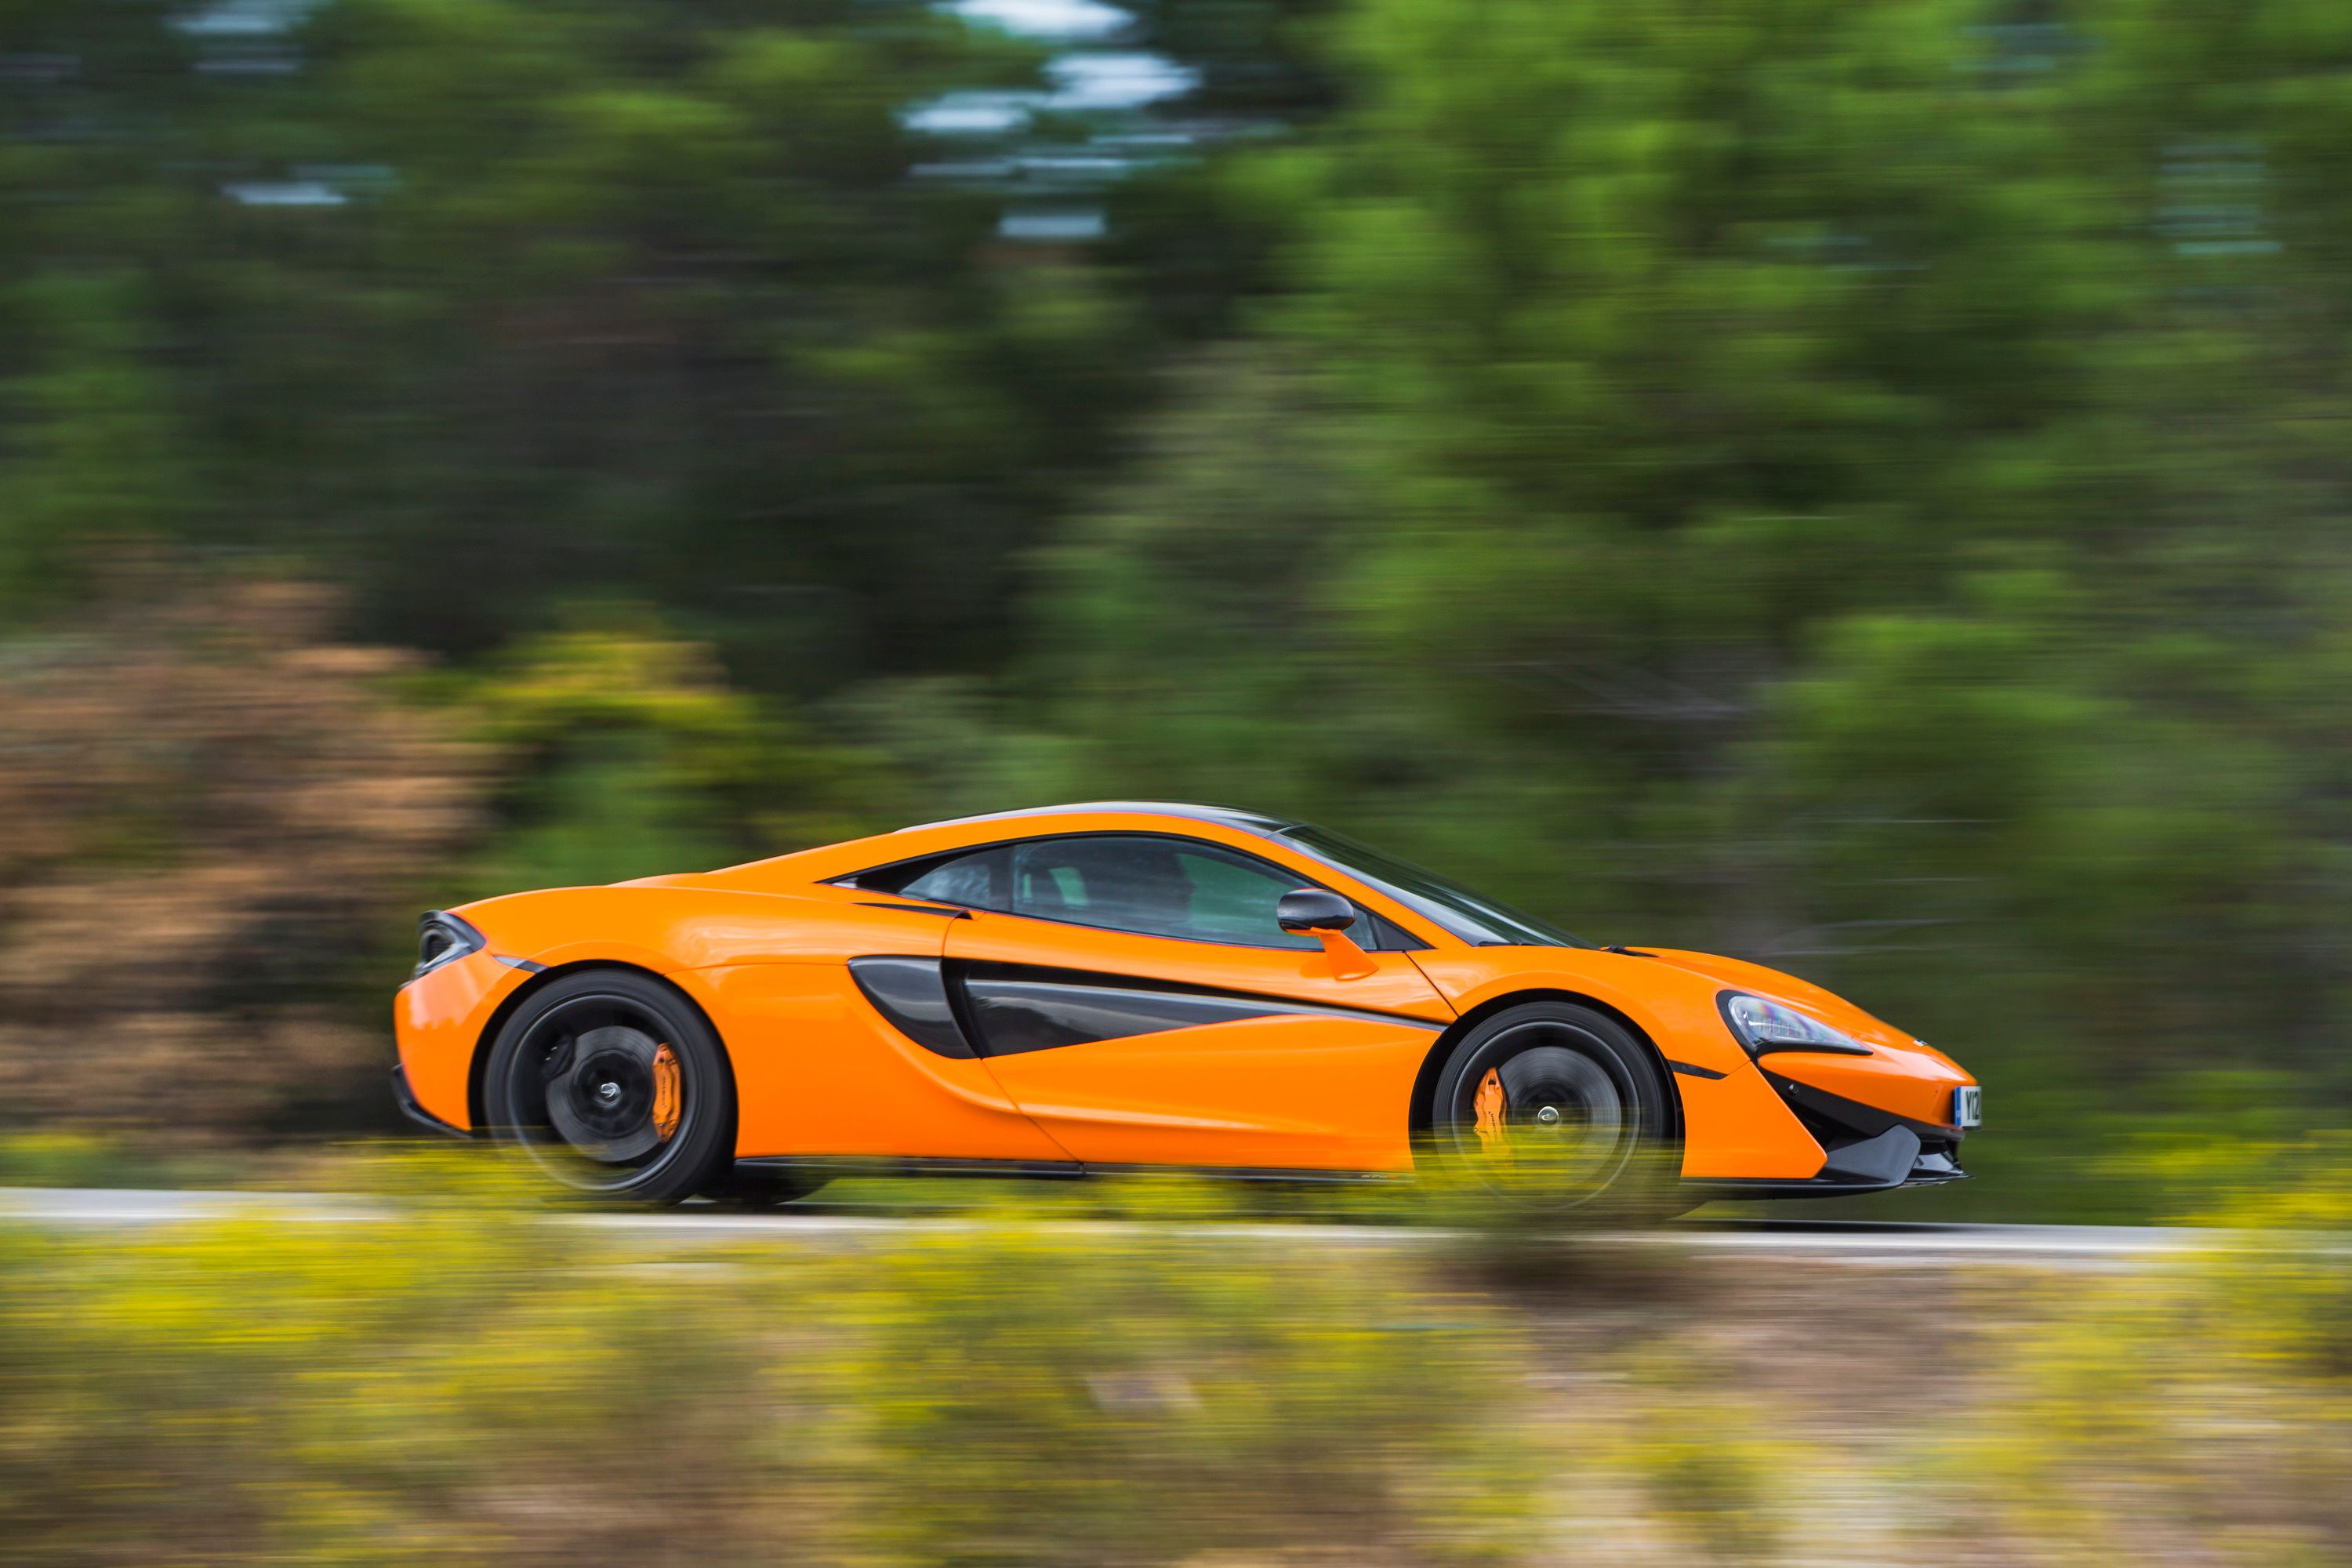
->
xmin=1279 ymin=887 xmax=1376 ymax=980
xmin=1276 ymin=888 xmax=1357 ymax=934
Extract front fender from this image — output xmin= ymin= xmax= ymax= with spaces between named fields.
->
xmin=1409 ymin=949 xmax=1827 ymax=1181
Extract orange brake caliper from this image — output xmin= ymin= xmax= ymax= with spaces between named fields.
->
xmin=1472 ymin=1068 xmax=1508 ymax=1160
xmin=651 ymin=1043 xmax=682 ymax=1142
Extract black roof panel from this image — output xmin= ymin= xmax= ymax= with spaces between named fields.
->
xmin=897 ymin=800 xmax=1293 ymax=837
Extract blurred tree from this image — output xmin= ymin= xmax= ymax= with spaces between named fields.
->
xmin=1023 ymin=0 xmax=2352 ymax=1213
xmin=0 ymin=0 xmax=1152 ymax=689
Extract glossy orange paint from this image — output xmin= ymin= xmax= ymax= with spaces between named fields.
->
xmin=397 ymin=946 xmax=524 ymax=1129
xmin=699 ymin=957 xmax=1068 ymax=1163
xmin=391 ymin=805 xmax=1977 ymax=1191
xmin=1404 ymin=947 xmax=1832 ymax=1180
xmin=944 ymin=907 xmax=1451 ymax=1170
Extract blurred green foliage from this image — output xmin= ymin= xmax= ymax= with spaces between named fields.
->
xmin=445 ymin=623 xmax=900 ymax=893
xmin=0 ymin=0 xmax=1129 ymax=679
xmin=1020 ymin=0 xmax=2352 ymax=1217
xmin=4 ymin=0 xmax=2352 ymax=1210
xmin=1942 ymin=1138 xmax=2352 ymax=1554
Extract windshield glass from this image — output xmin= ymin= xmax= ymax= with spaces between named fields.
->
xmin=1276 ymin=825 xmax=1592 ymax=949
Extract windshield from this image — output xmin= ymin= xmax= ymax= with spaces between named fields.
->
xmin=1276 ymin=825 xmax=1592 ymax=949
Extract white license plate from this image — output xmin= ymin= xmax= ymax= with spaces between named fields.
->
xmin=1954 ymin=1085 xmax=1983 ymax=1128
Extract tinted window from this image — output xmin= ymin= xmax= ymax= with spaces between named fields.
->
xmin=1278 ymin=824 xmax=1591 ymax=948
xmin=858 ymin=833 xmax=1419 ymax=948
xmin=1010 ymin=837 xmax=1321 ymax=949
xmin=895 ymin=846 xmax=1007 ymax=908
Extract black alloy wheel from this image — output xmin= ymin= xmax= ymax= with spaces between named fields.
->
xmin=1430 ymin=1000 xmax=1675 ymax=1212
xmin=482 ymin=967 xmax=735 ymax=1203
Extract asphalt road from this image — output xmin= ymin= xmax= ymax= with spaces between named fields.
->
xmin=0 ymin=1185 xmax=2285 ymax=1268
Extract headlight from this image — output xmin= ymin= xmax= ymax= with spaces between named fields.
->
xmin=412 ymin=911 xmax=486 ymax=980
xmin=1717 ymin=991 xmax=1873 ymax=1057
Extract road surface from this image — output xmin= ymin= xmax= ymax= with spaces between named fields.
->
xmin=0 ymin=1185 xmax=2301 ymax=1268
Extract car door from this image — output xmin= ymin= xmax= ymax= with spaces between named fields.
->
xmin=927 ymin=833 xmax=1455 ymax=1172
xmin=699 ymin=890 xmax=1073 ymax=1167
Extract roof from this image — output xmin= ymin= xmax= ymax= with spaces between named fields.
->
xmin=895 ymin=800 xmax=1294 ymax=837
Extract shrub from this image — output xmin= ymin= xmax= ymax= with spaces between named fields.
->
xmin=0 ymin=578 xmax=488 ymax=1136
xmin=0 ymin=1155 xmax=1519 ymax=1567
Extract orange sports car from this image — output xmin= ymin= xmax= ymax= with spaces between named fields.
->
xmin=393 ymin=802 xmax=1979 ymax=1206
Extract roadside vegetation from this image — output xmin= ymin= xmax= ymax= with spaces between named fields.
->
xmin=0 ymin=1148 xmax=2347 ymax=1565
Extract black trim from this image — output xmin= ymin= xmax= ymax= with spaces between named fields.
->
xmin=734 ymin=1153 xmax=1960 ymax=1195
xmin=406 ymin=909 xmax=487 ymax=986
xmin=1276 ymin=887 xmax=1356 ymax=933
xmin=962 ymin=969 xmax=1301 ymax=1056
xmin=391 ymin=1063 xmax=472 ymax=1138
xmin=737 ymin=1155 xmax=1409 ymax=1185
xmin=1666 ymin=1058 xmax=1727 ymax=1080
xmin=855 ymin=900 xmax=973 ymax=918
xmin=1082 ymin=1163 xmax=1410 ymax=1185
xmin=955 ymin=960 xmax=1446 ymax=1057
xmin=1759 ymin=1066 xmax=1963 ymax=1142
xmin=1680 ymin=1158 xmax=1973 ymax=1198
xmin=1817 ymin=1124 xmax=1920 ymax=1185
xmin=848 ymin=956 xmax=978 ymax=1059
xmin=964 ymin=972 xmax=1276 ymax=1055
xmin=494 ymin=954 xmax=547 ymax=972
xmin=740 ymin=1155 xmax=1087 ymax=1181
xmin=847 ymin=954 xmax=1446 ymax=1060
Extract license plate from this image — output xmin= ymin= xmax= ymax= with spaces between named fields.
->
xmin=1953 ymin=1085 xmax=1982 ymax=1128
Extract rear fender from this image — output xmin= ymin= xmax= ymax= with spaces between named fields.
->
xmin=456 ymin=882 xmax=976 ymax=970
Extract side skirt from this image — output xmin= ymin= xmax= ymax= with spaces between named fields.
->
xmin=735 ymin=1156 xmax=1965 ymax=1196
xmin=735 ymin=1156 xmax=1412 ymax=1185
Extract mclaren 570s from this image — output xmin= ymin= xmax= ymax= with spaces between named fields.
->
xmin=394 ymin=803 xmax=1980 ymax=1207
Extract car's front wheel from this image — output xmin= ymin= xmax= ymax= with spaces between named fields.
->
xmin=1428 ymin=1000 xmax=1678 ymax=1212
xmin=482 ymin=967 xmax=735 ymax=1203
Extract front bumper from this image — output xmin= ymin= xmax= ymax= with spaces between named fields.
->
xmin=391 ymin=1063 xmax=473 ymax=1139
xmin=1686 ymin=1064 xmax=1971 ymax=1198
xmin=394 ymin=943 xmax=531 ymax=1132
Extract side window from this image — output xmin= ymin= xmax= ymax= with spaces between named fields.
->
xmin=893 ymin=846 xmax=1009 ymax=909
xmin=1007 ymin=836 xmax=1326 ymax=949
xmin=1178 ymin=847 xmax=1312 ymax=946
xmin=856 ymin=835 xmax=1425 ymax=947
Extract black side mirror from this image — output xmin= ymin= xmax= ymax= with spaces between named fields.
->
xmin=1276 ymin=888 xmax=1356 ymax=934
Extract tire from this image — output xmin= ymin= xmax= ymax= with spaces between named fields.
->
xmin=482 ymin=967 xmax=736 ymax=1203
xmin=1428 ymin=1000 xmax=1676 ymax=1213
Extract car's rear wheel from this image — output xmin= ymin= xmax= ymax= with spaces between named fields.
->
xmin=1429 ymin=1000 xmax=1678 ymax=1213
xmin=483 ymin=968 xmax=735 ymax=1203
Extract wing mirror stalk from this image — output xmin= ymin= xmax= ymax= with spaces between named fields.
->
xmin=1276 ymin=888 xmax=1377 ymax=981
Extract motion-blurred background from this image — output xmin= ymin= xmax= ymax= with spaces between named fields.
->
xmin=5 ymin=0 xmax=2351 ymax=1219
xmin=8 ymin=6 xmax=2352 ymax=1566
